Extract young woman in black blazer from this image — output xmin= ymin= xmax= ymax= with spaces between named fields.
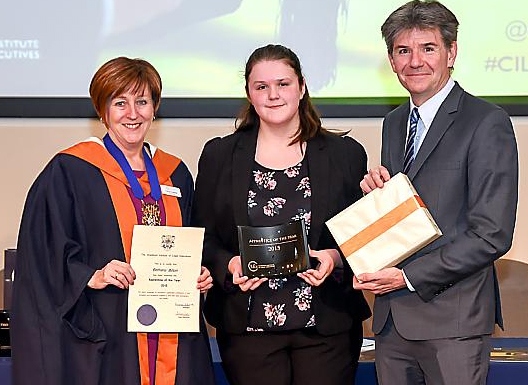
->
xmin=193 ymin=44 xmax=371 ymax=385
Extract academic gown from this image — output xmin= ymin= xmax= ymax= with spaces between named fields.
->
xmin=11 ymin=139 xmax=215 ymax=385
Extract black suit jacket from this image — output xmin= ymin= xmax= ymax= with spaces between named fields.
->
xmin=192 ymin=126 xmax=371 ymax=335
xmin=373 ymin=82 xmax=518 ymax=339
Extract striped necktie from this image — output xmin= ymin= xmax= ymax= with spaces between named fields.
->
xmin=403 ymin=107 xmax=419 ymax=174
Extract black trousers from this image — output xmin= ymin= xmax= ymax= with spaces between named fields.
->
xmin=216 ymin=321 xmax=363 ymax=385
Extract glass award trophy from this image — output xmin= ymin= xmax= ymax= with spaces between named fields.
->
xmin=237 ymin=220 xmax=310 ymax=278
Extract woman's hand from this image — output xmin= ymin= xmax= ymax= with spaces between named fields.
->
xmin=197 ymin=266 xmax=213 ymax=293
xmin=87 ymin=259 xmax=136 ymax=290
xmin=298 ymin=248 xmax=341 ymax=286
xmin=228 ymin=255 xmax=267 ymax=291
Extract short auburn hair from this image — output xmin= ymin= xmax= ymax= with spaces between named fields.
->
xmin=89 ymin=57 xmax=162 ymax=125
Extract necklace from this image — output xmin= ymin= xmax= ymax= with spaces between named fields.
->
xmin=103 ymin=134 xmax=162 ymax=226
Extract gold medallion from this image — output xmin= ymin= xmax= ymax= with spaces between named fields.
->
xmin=141 ymin=200 xmax=161 ymax=226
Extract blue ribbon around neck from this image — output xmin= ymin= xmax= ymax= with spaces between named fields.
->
xmin=103 ymin=134 xmax=162 ymax=201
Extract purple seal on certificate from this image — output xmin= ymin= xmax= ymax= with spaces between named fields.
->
xmin=137 ymin=304 xmax=157 ymax=326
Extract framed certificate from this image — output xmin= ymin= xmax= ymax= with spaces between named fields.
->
xmin=238 ymin=220 xmax=310 ymax=278
xmin=127 ymin=225 xmax=204 ymax=333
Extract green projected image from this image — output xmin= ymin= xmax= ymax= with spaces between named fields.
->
xmin=1 ymin=0 xmax=527 ymax=99
xmin=98 ymin=0 xmax=528 ymax=99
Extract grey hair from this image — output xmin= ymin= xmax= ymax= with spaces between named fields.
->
xmin=381 ymin=0 xmax=458 ymax=55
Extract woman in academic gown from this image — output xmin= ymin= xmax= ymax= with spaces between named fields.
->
xmin=11 ymin=57 xmax=215 ymax=385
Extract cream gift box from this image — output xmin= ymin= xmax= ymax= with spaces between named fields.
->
xmin=326 ymin=173 xmax=442 ymax=275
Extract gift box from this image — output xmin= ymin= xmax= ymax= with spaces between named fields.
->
xmin=326 ymin=173 xmax=442 ymax=275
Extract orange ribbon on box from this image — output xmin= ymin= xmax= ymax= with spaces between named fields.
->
xmin=339 ymin=195 xmax=426 ymax=256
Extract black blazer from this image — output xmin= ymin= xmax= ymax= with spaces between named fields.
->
xmin=192 ymin=126 xmax=371 ymax=335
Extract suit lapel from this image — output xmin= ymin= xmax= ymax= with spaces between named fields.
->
xmin=232 ymin=128 xmax=258 ymax=226
xmin=407 ymin=83 xmax=462 ymax=179
xmin=306 ymin=134 xmax=329 ymax=246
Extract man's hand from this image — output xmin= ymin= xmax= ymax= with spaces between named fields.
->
xmin=360 ymin=165 xmax=391 ymax=194
xmin=353 ymin=267 xmax=406 ymax=295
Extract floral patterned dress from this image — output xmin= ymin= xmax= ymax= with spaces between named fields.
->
xmin=246 ymin=160 xmax=316 ymax=331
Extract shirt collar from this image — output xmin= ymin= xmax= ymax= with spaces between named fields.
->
xmin=410 ymin=77 xmax=455 ymax=129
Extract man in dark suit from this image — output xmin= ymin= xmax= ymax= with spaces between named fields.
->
xmin=354 ymin=1 xmax=518 ymax=384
